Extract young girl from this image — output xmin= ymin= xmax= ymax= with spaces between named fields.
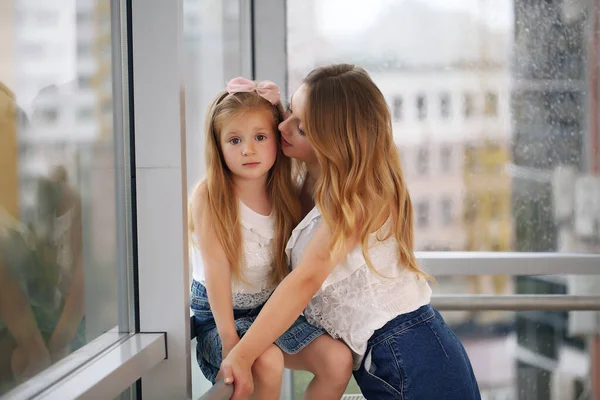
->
xmin=220 ymin=66 xmax=481 ymax=400
xmin=189 ymin=77 xmax=353 ymax=399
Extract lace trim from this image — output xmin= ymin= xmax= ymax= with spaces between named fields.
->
xmin=232 ymin=286 xmax=275 ymax=309
xmin=303 ymin=265 xmax=431 ymax=367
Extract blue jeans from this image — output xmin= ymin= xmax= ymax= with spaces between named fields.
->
xmin=190 ymin=280 xmax=325 ymax=383
xmin=353 ymin=304 xmax=481 ymax=399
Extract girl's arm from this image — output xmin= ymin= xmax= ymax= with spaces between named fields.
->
xmin=48 ymin=202 xmax=84 ymax=360
xmin=0 ymin=257 xmax=51 ymax=377
xmin=220 ymin=220 xmax=356 ymax=397
xmin=191 ymin=189 xmax=239 ymax=356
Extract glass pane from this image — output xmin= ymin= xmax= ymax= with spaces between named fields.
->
xmin=287 ymin=0 xmax=600 ymax=399
xmin=183 ymin=0 xmax=246 ymax=396
xmin=184 ymin=0 xmax=245 ymax=189
xmin=0 ymin=0 xmax=129 ymax=394
xmin=114 ymin=382 xmax=137 ymax=400
xmin=286 ymin=0 xmax=600 ymax=254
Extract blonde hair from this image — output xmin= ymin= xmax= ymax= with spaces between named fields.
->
xmin=303 ymin=64 xmax=432 ymax=281
xmin=188 ymin=90 xmax=300 ymax=285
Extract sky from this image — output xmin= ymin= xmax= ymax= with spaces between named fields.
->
xmin=317 ymin=0 xmax=513 ymax=36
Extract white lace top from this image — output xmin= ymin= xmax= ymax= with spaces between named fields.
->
xmin=286 ymin=207 xmax=432 ymax=369
xmin=191 ymin=201 xmax=276 ymax=309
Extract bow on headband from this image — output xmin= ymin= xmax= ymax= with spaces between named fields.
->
xmin=226 ymin=77 xmax=280 ymax=105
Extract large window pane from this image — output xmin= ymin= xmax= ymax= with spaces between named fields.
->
xmin=0 ymin=0 xmax=130 ymax=394
xmin=287 ymin=0 xmax=600 ymax=398
xmin=183 ymin=0 xmax=247 ymax=397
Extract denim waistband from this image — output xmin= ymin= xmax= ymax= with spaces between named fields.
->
xmin=190 ymin=279 xmax=264 ymax=317
xmin=368 ymin=304 xmax=435 ymax=348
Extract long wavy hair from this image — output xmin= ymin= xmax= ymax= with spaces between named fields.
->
xmin=303 ymin=64 xmax=432 ymax=281
xmin=188 ymin=90 xmax=301 ymax=285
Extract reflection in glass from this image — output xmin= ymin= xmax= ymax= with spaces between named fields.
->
xmin=0 ymin=1 xmax=124 ymax=394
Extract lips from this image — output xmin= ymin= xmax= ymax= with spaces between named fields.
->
xmin=243 ymin=162 xmax=260 ymax=167
xmin=281 ymin=137 xmax=292 ymax=147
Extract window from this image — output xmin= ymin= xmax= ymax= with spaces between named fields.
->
xmin=416 ymin=146 xmax=429 ymax=175
xmin=78 ymin=75 xmax=92 ymax=88
xmin=0 ymin=1 xmax=135 ymax=396
xmin=441 ymin=197 xmax=453 ymax=226
xmin=440 ymin=92 xmax=451 ymax=118
xmin=76 ymin=11 xmax=91 ymax=24
xmin=393 ymin=96 xmax=403 ymax=121
xmin=77 ymin=43 xmax=92 ymax=57
xmin=463 ymin=194 xmax=478 ymax=223
xmin=285 ymin=1 xmax=600 ymax=398
xmin=484 ymin=91 xmax=499 ymax=116
xmin=463 ymin=93 xmax=474 ymax=118
xmin=35 ymin=107 xmax=59 ymax=123
xmin=489 ymin=192 xmax=502 ymax=219
xmin=184 ymin=2 xmax=247 ymax=397
xmin=440 ymin=145 xmax=452 ymax=171
xmin=416 ymin=200 xmax=430 ymax=228
xmin=77 ymin=107 xmax=94 ymax=120
xmin=416 ymin=94 xmax=427 ymax=120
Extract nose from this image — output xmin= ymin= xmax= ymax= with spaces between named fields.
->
xmin=279 ymin=117 xmax=291 ymax=137
xmin=242 ymin=142 xmax=255 ymax=156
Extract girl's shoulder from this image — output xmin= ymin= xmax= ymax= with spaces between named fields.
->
xmin=189 ymin=180 xmax=212 ymax=228
xmin=190 ymin=180 xmax=208 ymax=207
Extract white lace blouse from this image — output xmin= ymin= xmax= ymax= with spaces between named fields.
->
xmin=285 ymin=207 xmax=432 ymax=369
xmin=191 ymin=201 xmax=276 ymax=309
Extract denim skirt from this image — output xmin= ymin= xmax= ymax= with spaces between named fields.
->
xmin=190 ymin=280 xmax=325 ymax=383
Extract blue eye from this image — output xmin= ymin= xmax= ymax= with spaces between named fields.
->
xmin=298 ymin=128 xmax=306 ymax=136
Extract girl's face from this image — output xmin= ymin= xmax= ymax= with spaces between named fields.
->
xmin=219 ymin=108 xmax=278 ymax=183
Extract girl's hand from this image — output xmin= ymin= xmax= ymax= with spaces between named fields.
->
xmin=10 ymin=344 xmax=51 ymax=382
xmin=219 ymin=348 xmax=254 ymax=400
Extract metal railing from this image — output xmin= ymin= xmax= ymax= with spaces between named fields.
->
xmin=193 ymin=253 xmax=600 ymax=399
xmin=194 ymin=295 xmax=600 ymax=400
xmin=198 ymin=380 xmax=233 ymax=400
xmin=431 ymin=294 xmax=600 ymax=310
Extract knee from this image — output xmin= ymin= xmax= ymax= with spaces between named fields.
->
xmin=252 ymin=344 xmax=284 ymax=382
xmin=314 ymin=339 xmax=353 ymax=384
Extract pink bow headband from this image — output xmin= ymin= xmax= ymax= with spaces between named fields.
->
xmin=226 ymin=77 xmax=280 ymax=105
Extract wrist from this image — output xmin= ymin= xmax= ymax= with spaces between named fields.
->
xmin=220 ymin=330 xmax=239 ymax=345
xmin=18 ymin=334 xmax=48 ymax=356
xmin=228 ymin=338 xmax=256 ymax=365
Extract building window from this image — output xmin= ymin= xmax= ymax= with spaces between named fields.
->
xmin=101 ymin=100 xmax=113 ymax=115
xmin=417 ymin=147 xmax=429 ymax=175
xmin=393 ymin=96 xmax=403 ymax=122
xmin=416 ymin=94 xmax=427 ymax=120
xmin=77 ymin=43 xmax=92 ymax=57
xmin=416 ymin=200 xmax=430 ymax=228
xmin=463 ymin=93 xmax=474 ymax=118
xmin=440 ymin=93 xmax=450 ymax=119
xmin=465 ymin=144 xmax=478 ymax=172
xmin=489 ymin=192 xmax=502 ymax=219
xmin=441 ymin=197 xmax=453 ymax=226
xmin=35 ymin=107 xmax=59 ymax=124
xmin=484 ymin=91 xmax=499 ymax=116
xmin=464 ymin=194 xmax=478 ymax=223
xmin=76 ymin=11 xmax=91 ymax=24
xmin=440 ymin=145 xmax=452 ymax=172
xmin=78 ymin=75 xmax=92 ymax=88
xmin=77 ymin=107 xmax=94 ymax=120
